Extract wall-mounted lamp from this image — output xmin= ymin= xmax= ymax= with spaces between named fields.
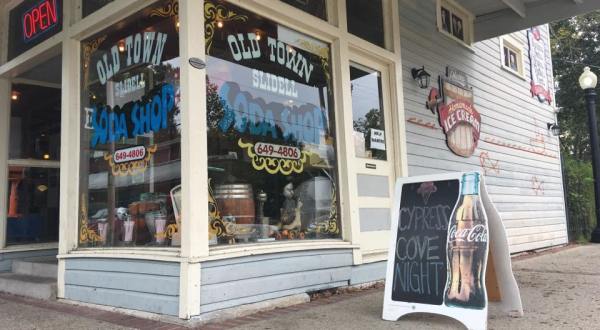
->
xmin=411 ymin=66 xmax=431 ymax=89
xmin=547 ymin=123 xmax=560 ymax=136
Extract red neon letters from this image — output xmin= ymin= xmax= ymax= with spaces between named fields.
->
xmin=22 ymin=0 xmax=58 ymax=41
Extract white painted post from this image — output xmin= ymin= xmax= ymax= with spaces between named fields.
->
xmin=333 ymin=0 xmax=363 ymax=265
xmin=0 ymin=79 xmax=9 ymax=249
xmin=390 ymin=0 xmax=409 ymax=178
xmin=57 ymin=0 xmax=81 ymax=298
xmin=178 ymin=0 xmax=207 ymax=319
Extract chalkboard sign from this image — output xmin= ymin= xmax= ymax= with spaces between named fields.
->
xmin=383 ymin=172 xmax=524 ymax=330
xmin=391 ymin=179 xmax=459 ymax=305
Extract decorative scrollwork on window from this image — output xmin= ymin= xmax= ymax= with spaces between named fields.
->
xmin=205 ymin=2 xmax=248 ymax=55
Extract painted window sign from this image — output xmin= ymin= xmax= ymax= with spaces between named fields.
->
xmin=94 ymin=31 xmax=168 ymax=85
xmin=205 ymin=0 xmax=340 ymax=245
xmin=22 ymin=0 xmax=60 ymax=42
xmin=528 ymin=26 xmax=554 ymax=105
xmin=79 ymin=0 xmax=181 ymax=248
xmin=8 ymin=0 xmax=63 ymax=60
xmin=89 ymin=83 xmax=175 ymax=148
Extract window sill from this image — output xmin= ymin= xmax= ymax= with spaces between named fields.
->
xmin=500 ymin=65 xmax=526 ymax=81
xmin=437 ymin=29 xmax=475 ymax=54
xmin=0 ymin=242 xmax=58 ymax=253
xmin=57 ymin=240 xmax=359 ymax=263
xmin=192 ymin=239 xmax=358 ymax=263
xmin=58 ymin=246 xmax=182 ymax=262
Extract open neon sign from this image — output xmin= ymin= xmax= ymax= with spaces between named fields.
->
xmin=22 ymin=0 xmax=60 ymax=43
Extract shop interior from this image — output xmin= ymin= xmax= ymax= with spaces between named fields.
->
xmin=6 ymin=55 xmax=61 ymax=246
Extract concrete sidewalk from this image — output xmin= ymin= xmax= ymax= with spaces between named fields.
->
xmin=229 ymin=244 xmax=600 ymax=330
xmin=1 ymin=244 xmax=600 ymax=329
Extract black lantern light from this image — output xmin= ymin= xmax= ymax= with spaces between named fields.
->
xmin=547 ymin=123 xmax=560 ymax=136
xmin=411 ymin=66 xmax=431 ymax=89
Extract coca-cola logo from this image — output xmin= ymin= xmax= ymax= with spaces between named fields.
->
xmin=448 ymin=223 xmax=487 ymax=243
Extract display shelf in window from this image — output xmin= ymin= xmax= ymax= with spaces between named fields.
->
xmin=500 ymin=35 xmax=526 ymax=79
xmin=436 ymin=0 xmax=474 ymax=46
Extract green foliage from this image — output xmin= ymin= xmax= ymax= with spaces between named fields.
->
xmin=563 ymin=154 xmax=596 ymax=242
xmin=551 ymin=15 xmax=600 ymax=159
xmin=551 ymin=12 xmax=600 ymax=240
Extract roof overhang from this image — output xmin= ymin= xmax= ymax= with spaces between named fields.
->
xmin=456 ymin=0 xmax=600 ymax=41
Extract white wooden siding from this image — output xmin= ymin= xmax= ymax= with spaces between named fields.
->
xmin=399 ymin=0 xmax=568 ymax=253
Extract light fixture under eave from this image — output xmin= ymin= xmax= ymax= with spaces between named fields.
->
xmin=547 ymin=123 xmax=561 ymax=136
xmin=118 ymin=40 xmax=126 ymax=52
xmin=411 ymin=66 xmax=431 ymax=89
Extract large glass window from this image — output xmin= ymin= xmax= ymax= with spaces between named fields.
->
xmin=79 ymin=0 xmax=180 ymax=247
xmin=9 ymin=83 xmax=61 ymax=161
xmin=6 ymin=81 xmax=61 ymax=245
xmin=205 ymin=0 xmax=340 ymax=245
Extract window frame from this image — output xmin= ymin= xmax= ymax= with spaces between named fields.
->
xmin=499 ymin=34 xmax=526 ymax=79
xmin=436 ymin=0 xmax=474 ymax=47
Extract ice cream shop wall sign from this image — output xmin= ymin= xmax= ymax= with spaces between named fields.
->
xmin=528 ymin=26 xmax=554 ymax=105
xmin=428 ymin=67 xmax=481 ymax=158
xmin=7 ymin=0 xmax=62 ymax=60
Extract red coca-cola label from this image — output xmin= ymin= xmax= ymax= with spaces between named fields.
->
xmin=448 ymin=223 xmax=488 ymax=243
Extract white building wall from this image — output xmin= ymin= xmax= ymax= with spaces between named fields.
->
xmin=399 ymin=0 xmax=568 ymax=253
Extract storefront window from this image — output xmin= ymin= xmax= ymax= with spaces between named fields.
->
xmin=6 ymin=81 xmax=61 ymax=245
xmin=82 ymin=0 xmax=114 ymax=18
xmin=351 ymin=63 xmax=386 ymax=160
xmin=205 ymin=0 xmax=340 ymax=245
xmin=280 ymin=0 xmax=327 ymax=20
xmin=79 ymin=0 xmax=180 ymax=247
xmin=346 ymin=0 xmax=384 ymax=48
xmin=9 ymin=83 xmax=61 ymax=161
xmin=6 ymin=166 xmax=59 ymax=245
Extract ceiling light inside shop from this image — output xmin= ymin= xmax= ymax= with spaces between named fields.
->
xmin=37 ymin=185 xmax=48 ymax=192
xmin=43 ymin=154 xmax=50 ymax=160
xmin=11 ymin=91 xmax=19 ymax=101
xmin=217 ymin=21 xmax=223 ymax=28
xmin=118 ymin=40 xmax=126 ymax=52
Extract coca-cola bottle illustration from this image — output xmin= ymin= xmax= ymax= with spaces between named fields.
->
xmin=445 ymin=173 xmax=488 ymax=309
